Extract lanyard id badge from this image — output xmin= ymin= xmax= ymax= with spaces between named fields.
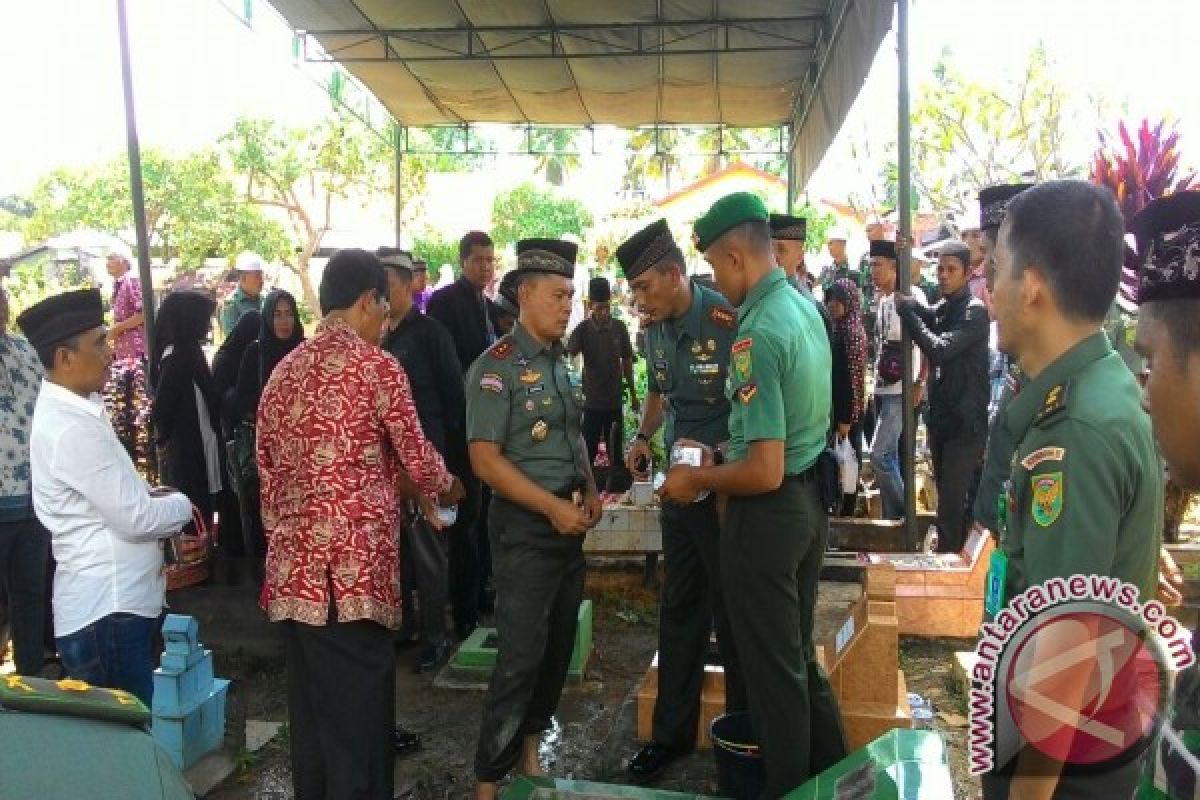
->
xmin=984 ymin=480 xmax=1012 ymax=619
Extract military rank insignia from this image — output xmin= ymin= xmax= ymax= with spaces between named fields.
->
xmin=737 ymin=382 xmax=758 ymax=405
xmin=708 ymin=305 xmax=736 ymax=329
xmin=1034 ymin=383 xmax=1069 ymax=427
xmin=488 ymin=340 xmax=514 ymax=360
xmin=1031 ymin=472 xmax=1063 ymax=527
xmin=732 ymin=337 xmax=753 ymax=382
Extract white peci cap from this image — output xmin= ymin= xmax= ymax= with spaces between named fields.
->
xmin=234 ymin=251 xmax=266 ymax=272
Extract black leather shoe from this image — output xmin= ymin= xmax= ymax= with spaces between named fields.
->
xmin=626 ymin=742 xmax=681 ymax=784
xmin=394 ymin=725 xmax=421 ymax=756
xmin=454 ymin=621 xmax=477 ymax=641
xmin=413 ymin=641 xmax=452 ymax=674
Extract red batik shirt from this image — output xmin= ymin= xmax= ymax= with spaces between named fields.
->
xmin=256 ymin=317 xmax=453 ymax=628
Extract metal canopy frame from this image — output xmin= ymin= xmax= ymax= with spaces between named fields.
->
xmin=300 ymin=16 xmax=822 ymax=63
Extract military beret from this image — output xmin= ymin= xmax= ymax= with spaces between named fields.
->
xmin=515 ymin=238 xmax=577 ymax=278
xmin=769 ymin=213 xmax=807 ymax=241
xmin=495 ymin=270 xmax=520 ymax=317
xmin=1131 ymin=190 xmax=1200 ymax=304
xmin=693 ymin=192 xmax=769 ymax=252
xmin=869 ymin=239 xmax=898 ymax=260
xmin=979 ymin=183 xmax=1035 ymax=232
xmin=936 ymin=240 xmax=972 ymax=267
xmin=588 ymin=277 xmax=611 ymax=303
xmin=615 ymin=219 xmax=684 ymax=281
xmin=16 ymin=288 xmax=106 ymax=353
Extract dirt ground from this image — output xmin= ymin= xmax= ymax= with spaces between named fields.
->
xmin=207 ymin=566 xmax=979 ymax=800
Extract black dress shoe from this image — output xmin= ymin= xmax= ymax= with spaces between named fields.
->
xmin=454 ymin=621 xmax=477 ymax=641
xmin=627 ymin=742 xmax=682 ymax=784
xmin=394 ymin=725 xmax=421 ymax=756
xmin=413 ymin=640 xmax=452 ymax=674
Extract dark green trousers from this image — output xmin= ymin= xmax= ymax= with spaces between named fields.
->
xmin=653 ymin=495 xmax=747 ymax=750
xmin=473 ymin=498 xmax=585 ymax=782
xmin=722 ymin=475 xmax=848 ymax=798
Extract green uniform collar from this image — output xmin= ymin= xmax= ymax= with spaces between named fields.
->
xmin=511 ymin=321 xmax=562 ymax=360
xmin=1005 ymin=331 xmax=1112 ymax=438
xmin=673 ymin=280 xmax=709 ymax=342
xmin=738 ymin=267 xmax=787 ymax=322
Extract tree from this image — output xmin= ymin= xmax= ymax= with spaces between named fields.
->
xmin=406 ymin=126 xmax=496 ymax=173
xmin=525 ymin=128 xmax=582 ymax=187
xmin=222 ymin=114 xmax=394 ymax=312
xmin=490 ymin=184 xmax=592 ymax=248
xmin=911 ymin=44 xmax=1084 ymax=216
xmin=411 ymin=231 xmax=459 ymax=278
xmin=624 ymin=128 xmax=685 ymax=194
xmin=24 ymin=150 xmax=289 ymax=267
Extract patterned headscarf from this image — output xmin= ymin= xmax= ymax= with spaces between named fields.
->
xmin=827 ymin=277 xmax=868 ymax=423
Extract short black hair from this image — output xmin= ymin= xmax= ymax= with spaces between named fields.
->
xmin=1002 ymin=180 xmax=1124 ymax=323
xmin=319 ymin=248 xmax=387 ymax=315
xmin=459 ymin=231 xmax=493 ymax=263
xmin=728 ymin=219 xmax=772 ymax=254
xmin=35 ymin=332 xmax=82 ymax=371
xmin=1144 ymin=299 xmax=1200 ymax=367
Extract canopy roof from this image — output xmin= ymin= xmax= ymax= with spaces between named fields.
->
xmin=267 ymin=0 xmax=894 ymax=188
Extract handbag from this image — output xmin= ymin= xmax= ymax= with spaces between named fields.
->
xmin=877 ymin=340 xmax=904 ymax=386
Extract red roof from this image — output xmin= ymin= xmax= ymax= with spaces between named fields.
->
xmin=655 ymin=162 xmax=787 ymax=208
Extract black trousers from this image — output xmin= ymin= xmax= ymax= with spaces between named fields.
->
xmin=448 ymin=436 xmax=482 ymax=629
xmin=284 ymin=614 xmax=395 ymax=800
xmin=581 ymin=408 xmax=623 ymax=491
xmin=930 ymin=429 xmax=986 ymax=554
xmin=722 ymin=477 xmax=848 ymax=798
xmin=0 ymin=517 xmax=49 ymax=675
xmin=653 ymin=495 xmax=746 ymax=751
xmin=474 ymin=498 xmax=585 ymax=782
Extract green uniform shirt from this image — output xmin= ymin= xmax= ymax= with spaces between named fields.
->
xmin=643 ymin=281 xmax=738 ymax=448
xmin=727 ymin=268 xmax=832 ymax=474
xmin=999 ymin=332 xmax=1162 ymax=602
xmin=465 ymin=321 xmax=586 ymax=495
xmin=974 ymin=366 xmax=1023 ymax=530
xmin=219 ymin=287 xmax=262 ymax=337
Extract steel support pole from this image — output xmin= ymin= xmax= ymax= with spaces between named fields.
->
xmin=116 ymin=0 xmax=156 ymax=362
xmin=394 ymin=125 xmax=405 ymax=246
xmin=896 ymin=0 xmax=917 ymax=551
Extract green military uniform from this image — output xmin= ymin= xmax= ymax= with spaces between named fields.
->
xmin=466 ymin=240 xmax=591 ymax=784
xmin=219 ymin=286 xmax=262 ymax=338
xmin=698 ymin=193 xmax=846 ymax=799
xmin=973 ymin=365 xmax=1022 ymax=531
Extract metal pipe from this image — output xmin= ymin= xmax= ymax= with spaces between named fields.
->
xmin=896 ymin=0 xmax=917 ymax=551
xmin=394 ymin=124 xmax=405 ymax=246
xmin=116 ymin=0 xmax=156 ymax=363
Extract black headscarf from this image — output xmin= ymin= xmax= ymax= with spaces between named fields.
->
xmin=258 ymin=289 xmax=304 ymax=387
xmin=212 ymin=309 xmax=260 ymax=398
xmin=153 ymin=289 xmax=219 ymax=423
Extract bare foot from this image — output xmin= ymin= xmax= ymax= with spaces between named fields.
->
xmin=518 ymin=733 xmax=545 ymax=776
xmin=474 ymin=781 xmax=498 ymax=800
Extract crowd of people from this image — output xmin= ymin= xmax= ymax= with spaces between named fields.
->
xmin=0 ymin=176 xmax=1196 ymax=800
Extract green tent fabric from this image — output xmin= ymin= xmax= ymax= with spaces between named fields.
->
xmin=0 ymin=710 xmax=193 ymax=799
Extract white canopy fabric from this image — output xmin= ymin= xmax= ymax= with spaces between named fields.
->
xmin=268 ymin=0 xmax=894 ymax=188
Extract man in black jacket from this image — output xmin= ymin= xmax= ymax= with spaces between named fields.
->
xmin=380 ymin=249 xmax=465 ymax=673
xmin=426 ymin=232 xmax=499 ymax=635
xmin=896 ymin=240 xmax=990 ymax=553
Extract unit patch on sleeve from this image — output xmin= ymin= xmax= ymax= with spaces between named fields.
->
xmin=1030 ymin=472 xmax=1063 ymax=527
xmin=708 ymin=305 xmax=737 ymax=329
xmin=479 ymin=373 xmax=504 ymax=393
xmin=1020 ymin=446 xmax=1065 ymax=471
xmin=732 ymin=338 xmax=753 ymax=383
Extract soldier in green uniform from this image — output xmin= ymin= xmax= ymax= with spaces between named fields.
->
xmin=971 ymin=183 xmax=1034 ymax=533
xmin=465 ymin=239 xmax=602 ymax=800
xmin=616 ymin=219 xmax=747 ymax=783
xmin=1130 ymin=190 xmax=1200 ymax=800
xmin=659 ymin=192 xmax=847 ymax=797
xmin=982 ymin=181 xmax=1163 ymax=799
xmin=219 ymin=251 xmax=266 ymax=337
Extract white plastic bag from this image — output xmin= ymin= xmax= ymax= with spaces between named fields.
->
xmin=835 ymin=436 xmax=859 ymax=496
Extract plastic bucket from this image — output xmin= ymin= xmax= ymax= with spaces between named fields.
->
xmin=710 ymin=712 xmax=765 ymax=799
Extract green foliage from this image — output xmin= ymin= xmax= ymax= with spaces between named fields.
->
xmin=405 ymin=126 xmax=497 ymax=173
xmin=24 ymin=149 xmax=290 ymax=267
xmin=490 ymin=184 xmax=593 ymax=248
xmin=796 ymin=203 xmax=837 ymax=254
xmin=524 ymin=128 xmax=582 ymax=186
xmin=911 ymin=44 xmax=1084 ymax=215
xmin=412 ymin=232 xmax=459 ymax=276
xmin=5 ymin=255 xmax=94 ymax=324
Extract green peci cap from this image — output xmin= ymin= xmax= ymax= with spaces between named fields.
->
xmin=693 ymin=192 xmax=770 ymax=252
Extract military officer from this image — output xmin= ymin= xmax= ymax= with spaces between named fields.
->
xmin=465 ymin=239 xmax=602 ymax=800
xmin=982 ymin=181 xmax=1163 ymax=799
xmin=971 ymin=183 xmax=1033 ymax=532
xmin=618 ymin=218 xmax=747 ymax=783
xmin=659 ymin=192 xmax=847 ymax=797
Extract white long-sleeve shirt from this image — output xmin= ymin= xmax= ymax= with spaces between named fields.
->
xmin=30 ymin=380 xmax=192 ymax=636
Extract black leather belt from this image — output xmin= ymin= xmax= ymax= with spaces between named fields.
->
xmin=783 ymin=464 xmax=820 ymax=483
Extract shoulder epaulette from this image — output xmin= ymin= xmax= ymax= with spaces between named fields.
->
xmin=488 ymin=339 xmax=514 ymax=360
xmin=708 ymin=305 xmax=736 ymax=330
xmin=1033 ymin=382 xmax=1070 ymax=428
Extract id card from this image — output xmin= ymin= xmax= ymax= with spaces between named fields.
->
xmin=984 ymin=549 xmax=1008 ymax=619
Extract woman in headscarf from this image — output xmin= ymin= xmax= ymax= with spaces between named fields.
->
xmin=826 ymin=277 xmax=869 ymax=516
xmin=232 ymin=290 xmax=304 ymax=573
xmin=152 ymin=290 xmax=223 ymax=529
xmin=211 ymin=309 xmax=260 ymax=439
